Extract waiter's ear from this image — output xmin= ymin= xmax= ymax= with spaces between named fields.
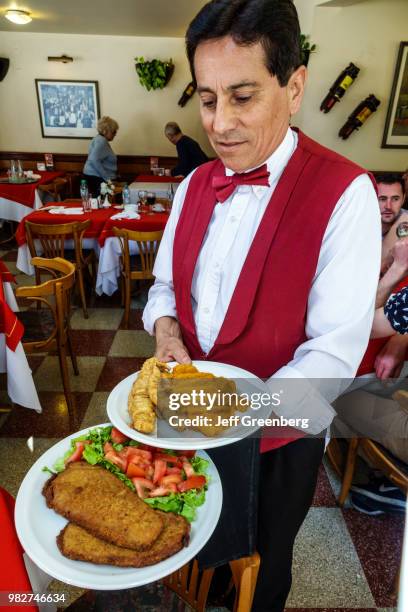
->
xmin=287 ymin=65 xmax=307 ymax=116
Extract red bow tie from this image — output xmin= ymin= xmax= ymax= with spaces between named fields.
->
xmin=212 ymin=164 xmax=270 ymax=202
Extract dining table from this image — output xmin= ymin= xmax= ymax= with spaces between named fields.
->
xmin=128 ymin=173 xmax=182 ymax=202
xmin=15 ymin=202 xmax=170 ymax=296
xmin=0 ymin=260 xmax=41 ymax=412
xmin=0 ymin=171 xmax=66 ymax=223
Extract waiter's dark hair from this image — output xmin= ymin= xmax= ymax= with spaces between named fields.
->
xmin=186 ymin=0 xmax=301 ymax=87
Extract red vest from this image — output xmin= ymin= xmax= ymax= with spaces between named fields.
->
xmin=172 ymin=129 xmax=371 ymax=452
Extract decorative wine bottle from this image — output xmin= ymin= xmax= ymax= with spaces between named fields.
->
xmin=320 ymin=63 xmax=360 ymax=113
xmin=338 ymin=94 xmax=380 ymax=140
xmin=178 ymin=81 xmax=196 ymax=107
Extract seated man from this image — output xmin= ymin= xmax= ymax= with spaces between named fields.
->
xmin=379 ymin=171 xmax=407 ymax=261
xmin=333 ymin=175 xmax=408 ymax=515
xmin=164 ymin=122 xmax=208 ymax=177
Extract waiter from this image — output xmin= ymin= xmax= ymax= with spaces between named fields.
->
xmin=143 ymin=0 xmax=381 ymax=610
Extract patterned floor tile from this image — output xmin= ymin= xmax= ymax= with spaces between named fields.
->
xmin=1 ymin=248 xmax=18 ymax=262
xmin=342 ymin=508 xmax=404 ymax=607
xmin=286 ymin=507 xmax=376 ymax=608
xmin=79 ymin=392 xmax=110 ymax=429
xmin=312 ymin=463 xmax=337 ymax=507
xmin=96 ymin=356 xmax=145 ymax=392
xmin=108 ymin=329 xmax=156 ymax=357
xmin=285 ymin=609 xmax=377 ymax=611
xmin=70 ymin=308 xmax=124 ymax=330
xmin=0 ymin=392 xmax=91 ymax=438
xmin=119 ymin=308 xmax=145 ymax=330
xmin=68 ymin=330 xmax=116 ymax=356
xmin=26 ymin=355 xmax=45 ymax=374
xmin=34 ymin=356 xmax=106 ymax=392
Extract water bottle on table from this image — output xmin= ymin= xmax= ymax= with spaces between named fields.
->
xmin=122 ymin=183 xmax=131 ymax=209
xmin=80 ymin=180 xmax=89 ymax=212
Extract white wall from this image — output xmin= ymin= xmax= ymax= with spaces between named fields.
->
xmin=0 ymin=31 xmax=212 ymax=156
xmin=1 ymin=0 xmax=408 ymax=170
xmin=294 ymin=0 xmax=408 ymax=170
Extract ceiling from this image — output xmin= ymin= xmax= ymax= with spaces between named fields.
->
xmin=0 ymin=0 xmax=209 ymax=37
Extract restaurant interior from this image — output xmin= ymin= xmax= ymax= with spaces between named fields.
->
xmin=0 ymin=0 xmax=408 ymax=610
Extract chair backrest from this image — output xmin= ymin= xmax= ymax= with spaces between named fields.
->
xmin=38 ymin=177 xmax=68 ymax=201
xmin=163 ymin=552 xmax=260 ymax=612
xmin=25 ymin=219 xmax=91 ymax=265
xmin=112 ymin=227 xmax=163 ymax=280
xmin=15 ymin=257 xmax=76 ymax=347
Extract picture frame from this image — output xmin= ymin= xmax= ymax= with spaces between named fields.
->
xmin=382 ymin=41 xmax=408 ymax=149
xmin=35 ymin=79 xmax=100 ymax=139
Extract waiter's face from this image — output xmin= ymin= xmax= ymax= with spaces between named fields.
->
xmin=194 ymin=36 xmax=306 ymax=173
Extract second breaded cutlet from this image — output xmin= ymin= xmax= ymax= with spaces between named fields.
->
xmin=43 ymin=462 xmax=163 ymax=551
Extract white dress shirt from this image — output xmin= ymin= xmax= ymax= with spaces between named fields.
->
xmin=143 ymin=128 xmax=381 ymax=434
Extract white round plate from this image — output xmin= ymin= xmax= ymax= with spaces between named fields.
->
xmin=107 ymin=360 xmax=270 ymax=450
xmin=15 ymin=423 xmax=222 ymax=591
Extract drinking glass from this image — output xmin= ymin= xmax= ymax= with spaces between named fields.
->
xmin=146 ymin=191 xmax=156 ymax=206
xmin=10 ymin=160 xmax=17 ymax=183
xmin=138 ymin=190 xmax=147 ymax=205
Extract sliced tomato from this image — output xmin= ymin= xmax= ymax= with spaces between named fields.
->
xmin=166 ymin=466 xmax=182 ymax=475
xmin=134 ymin=481 xmax=147 ymax=499
xmin=182 ymin=461 xmax=195 ymax=478
xmin=126 ymin=463 xmax=146 ymax=478
xmin=138 ymin=443 xmax=157 ymax=453
xmin=167 ymin=483 xmax=178 ymax=493
xmin=153 ymin=459 xmax=167 ymax=484
xmin=160 ymin=474 xmax=183 ymax=486
xmin=65 ymin=442 xmax=85 ymax=464
xmin=103 ymin=441 xmax=114 ymax=454
xmin=177 ymin=475 xmax=206 ymax=492
xmin=154 ymin=453 xmax=180 ymax=465
xmin=104 ymin=450 xmax=127 ymax=472
xmin=126 ymin=448 xmax=153 ymax=462
xmin=145 ymin=465 xmax=154 ymax=480
xmin=176 ymin=449 xmax=195 ymax=458
xmin=149 ymin=486 xmax=171 ymax=497
xmin=131 ymin=477 xmax=154 ymax=490
xmin=111 ymin=427 xmax=130 ymax=445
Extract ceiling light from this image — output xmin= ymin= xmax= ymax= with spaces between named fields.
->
xmin=5 ymin=9 xmax=32 ymax=25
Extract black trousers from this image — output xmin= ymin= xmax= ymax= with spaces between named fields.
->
xmin=198 ymin=436 xmax=325 ymax=612
xmin=253 ymin=437 xmax=325 ymax=611
xmin=82 ymin=174 xmax=104 ymax=198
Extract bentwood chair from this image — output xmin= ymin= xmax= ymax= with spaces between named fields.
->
xmin=25 ymin=219 xmax=96 ymax=318
xmin=15 ymin=257 xmax=79 ymax=424
xmin=38 ymin=177 xmax=68 ymax=202
xmin=112 ymin=227 xmax=163 ymax=328
xmin=163 ymin=552 xmax=261 ymax=612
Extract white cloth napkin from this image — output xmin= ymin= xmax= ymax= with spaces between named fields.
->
xmin=48 ymin=207 xmax=83 ymax=215
xmin=110 ymin=211 xmax=141 ymax=220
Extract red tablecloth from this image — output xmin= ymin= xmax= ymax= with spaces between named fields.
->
xmin=0 ymin=262 xmax=23 ymax=351
xmin=15 ymin=203 xmax=169 ymax=248
xmin=134 ymin=174 xmax=183 ymax=183
xmin=0 ymin=171 xmax=65 ymax=208
xmin=0 ymin=489 xmax=39 ymax=611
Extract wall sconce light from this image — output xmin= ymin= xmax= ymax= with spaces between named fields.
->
xmin=47 ymin=55 xmax=73 ymax=64
xmin=5 ymin=9 xmax=32 ymax=24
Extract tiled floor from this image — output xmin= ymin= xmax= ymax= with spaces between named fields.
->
xmin=0 ymin=243 xmax=404 ymax=611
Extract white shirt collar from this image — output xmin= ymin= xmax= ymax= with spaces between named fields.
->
xmin=224 ymin=127 xmax=297 ymax=200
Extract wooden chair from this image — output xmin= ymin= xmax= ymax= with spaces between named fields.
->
xmin=15 ymin=257 xmax=79 ymax=425
xmin=25 ymin=219 xmax=96 ymax=318
xmin=112 ymin=227 xmax=163 ymax=328
xmin=38 ymin=177 xmax=68 ymax=202
xmin=163 ymin=552 xmax=260 ymax=612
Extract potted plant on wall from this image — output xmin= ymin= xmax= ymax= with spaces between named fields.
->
xmin=135 ymin=57 xmax=175 ymax=91
xmin=300 ymin=34 xmax=316 ymax=67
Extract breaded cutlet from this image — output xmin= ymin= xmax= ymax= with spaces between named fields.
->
xmin=57 ymin=511 xmax=190 ymax=567
xmin=43 ymin=462 xmax=163 ymax=551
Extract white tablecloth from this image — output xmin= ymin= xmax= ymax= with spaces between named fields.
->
xmin=0 ymin=191 xmax=43 ymax=223
xmin=0 ymin=282 xmax=42 ymax=412
xmin=128 ymin=181 xmax=179 ymax=203
xmin=96 ymin=236 xmax=139 ymax=296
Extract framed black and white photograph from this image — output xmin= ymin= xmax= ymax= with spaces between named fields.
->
xmin=382 ymin=41 xmax=408 ymax=149
xmin=35 ymin=79 xmax=100 ymax=139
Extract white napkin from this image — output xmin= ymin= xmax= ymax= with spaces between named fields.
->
xmin=48 ymin=207 xmax=83 ymax=215
xmin=111 ymin=211 xmax=141 ymax=220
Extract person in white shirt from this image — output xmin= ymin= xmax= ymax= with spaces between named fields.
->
xmin=143 ymin=1 xmax=380 ymax=609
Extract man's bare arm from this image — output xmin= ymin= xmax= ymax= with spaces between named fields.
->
xmin=376 ymin=238 xmax=408 ymax=307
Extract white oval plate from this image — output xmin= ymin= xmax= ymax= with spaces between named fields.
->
xmin=15 ymin=423 xmax=222 ymax=590
xmin=107 ymin=360 xmax=270 ymax=450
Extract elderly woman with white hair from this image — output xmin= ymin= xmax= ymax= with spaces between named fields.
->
xmin=83 ymin=115 xmax=119 ymax=196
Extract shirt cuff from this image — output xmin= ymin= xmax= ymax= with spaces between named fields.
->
xmin=266 ymin=365 xmax=337 ymax=435
xmin=142 ymin=301 xmax=178 ymax=336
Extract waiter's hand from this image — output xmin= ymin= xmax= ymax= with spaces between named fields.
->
xmin=154 ymin=316 xmax=191 ymax=364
